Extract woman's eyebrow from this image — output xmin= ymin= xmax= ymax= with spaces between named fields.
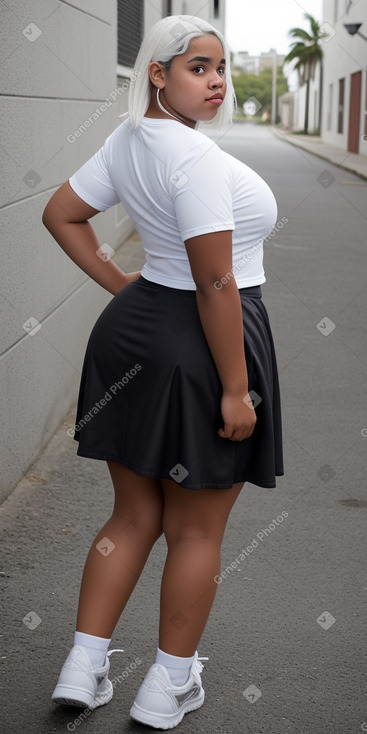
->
xmin=186 ymin=56 xmax=226 ymax=64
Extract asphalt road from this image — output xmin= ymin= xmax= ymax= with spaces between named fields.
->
xmin=1 ymin=122 xmax=367 ymax=734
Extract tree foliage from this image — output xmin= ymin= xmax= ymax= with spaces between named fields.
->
xmin=284 ymin=12 xmax=327 ymax=132
xmin=284 ymin=12 xmax=327 ymax=85
xmin=232 ymin=67 xmax=289 ymax=115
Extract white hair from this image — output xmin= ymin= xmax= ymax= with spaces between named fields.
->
xmin=126 ymin=15 xmax=236 ymax=130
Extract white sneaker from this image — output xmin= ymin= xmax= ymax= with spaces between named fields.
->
xmin=130 ymin=653 xmax=208 ymax=729
xmin=51 ymin=645 xmax=123 ymax=709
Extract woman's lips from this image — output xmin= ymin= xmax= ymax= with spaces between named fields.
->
xmin=207 ymin=98 xmax=223 ymax=105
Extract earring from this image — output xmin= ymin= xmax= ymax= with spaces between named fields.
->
xmin=156 ymin=88 xmax=181 ymax=122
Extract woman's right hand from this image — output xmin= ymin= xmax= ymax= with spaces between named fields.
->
xmin=218 ymin=391 xmax=257 ymax=442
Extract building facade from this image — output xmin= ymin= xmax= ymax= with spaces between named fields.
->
xmin=0 ymin=0 xmax=226 ymax=502
xmin=321 ymin=0 xmax=367 ymax=155
xmin=287 ymin=1 xmax=367 ymax=143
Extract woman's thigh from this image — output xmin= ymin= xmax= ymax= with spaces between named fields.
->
xmin=160 ymin=479 xmax=244 ymax=544
xmin=107 ymin=462 xmax=164 ymax=538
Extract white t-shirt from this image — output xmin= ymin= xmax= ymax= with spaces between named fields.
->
xmin=69 ymin=117 xmax=277 ymax=290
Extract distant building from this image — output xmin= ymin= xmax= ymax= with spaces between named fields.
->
xmin=233 ymin=49 xmax=285 ymax=75
xmin=232 ymin=51 xmax=258 ymax=74
xmin=259 ymin=49 xmax=286 ymax=73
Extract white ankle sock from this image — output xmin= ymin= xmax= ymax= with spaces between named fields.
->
xmin=74 ymin=631 xmax=111 ymax=668
xmin=155 ymin=648 xmax=196 ymax=686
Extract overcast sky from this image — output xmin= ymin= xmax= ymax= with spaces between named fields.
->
xmin=225 ymin=0 xmax=323 ymax=56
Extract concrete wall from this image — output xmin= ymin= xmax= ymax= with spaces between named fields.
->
xmin=0 ymin=0 xmax=134 ymax=502
xmin=321 ymin=0 xmax=367 ymax=155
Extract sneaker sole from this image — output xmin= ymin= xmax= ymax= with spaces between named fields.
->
xmin=52 ymin=680 xmax=113 ymax=709
xmin=130 ymin=690 xmax=205 ymax=729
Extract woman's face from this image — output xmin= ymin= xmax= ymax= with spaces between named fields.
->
xmin=159 ymin=34 xmax=227 ymax=125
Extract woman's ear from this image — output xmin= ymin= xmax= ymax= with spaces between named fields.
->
xmin=147 ymin=61 xmax=166 ymax=89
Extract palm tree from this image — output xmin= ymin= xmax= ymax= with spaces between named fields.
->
xmin=284 ymin=13 xmax=328 ymax=134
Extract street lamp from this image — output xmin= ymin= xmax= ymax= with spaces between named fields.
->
xmin=343 ymin=23 xmax=367 ymax=42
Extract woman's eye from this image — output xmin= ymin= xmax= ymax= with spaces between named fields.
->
xmin=192 ymin=65 xmax=225 ymax=75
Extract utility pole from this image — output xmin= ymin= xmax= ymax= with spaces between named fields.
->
xmin=271 ymin=49 xmax=277 ymax=124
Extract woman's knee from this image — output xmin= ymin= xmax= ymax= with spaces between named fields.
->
xmin=161 ymin=496 xmax=224 ymax=547
xmin=162 ymin=523 xmax=218 ymax=548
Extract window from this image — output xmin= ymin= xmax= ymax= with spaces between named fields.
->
xmin=338 ymin=78 xmax=345 ymax=133
xmin=214 ymin=0 xmax=220 ymax=18
xmin=117 ymin=0 xmax=144 ymax=68
xmin=327 ymin=83 xmax=333 ymax=131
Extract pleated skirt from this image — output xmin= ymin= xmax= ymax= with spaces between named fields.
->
xmin=73 ymin=275 xmax=284 ymax=489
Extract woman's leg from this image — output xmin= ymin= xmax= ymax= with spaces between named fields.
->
xmin=158 ymin=479 xmax=244 ymax=657
xmin=75 ymin=463 xmax=164 ymax=639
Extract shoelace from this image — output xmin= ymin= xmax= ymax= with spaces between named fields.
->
xmin=196 ymin=656 xmax=209 ymax=674
xmin=106 ymin=648 xmax=124 ymax=659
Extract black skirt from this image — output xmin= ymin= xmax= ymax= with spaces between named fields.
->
xmin=73 ymin=276 xmax=284 ymax=489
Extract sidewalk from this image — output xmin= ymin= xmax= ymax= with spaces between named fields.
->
xmin=272 ymin=127 xmax=367 ymax=181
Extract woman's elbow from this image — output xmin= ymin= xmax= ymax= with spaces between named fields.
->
xmin=42 ymin=207 xmax=52 ymax=232
xmin=42 ymin=197 xmax=62 ymax=232
xmin=42 ymin=204 xmax=50 ymax=228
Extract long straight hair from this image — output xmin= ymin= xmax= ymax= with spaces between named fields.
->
xmin=126 ymin=15 xmax=236 ymax=130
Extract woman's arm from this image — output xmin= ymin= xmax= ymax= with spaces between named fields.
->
xmin=42 ymin=181 xmax=140 ymax=295
xmin=185 ymin=230 xmax=256 ymax=442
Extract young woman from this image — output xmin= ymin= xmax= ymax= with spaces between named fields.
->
xmin=42 ymin=14 xmax=283 ymax=730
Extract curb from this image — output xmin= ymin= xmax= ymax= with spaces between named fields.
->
xmin=271 ymin=126 xmax=367 ymax=181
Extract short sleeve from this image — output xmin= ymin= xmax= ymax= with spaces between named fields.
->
xmin=168 ymin=140 xmax=234 ymax=241
xmin=69 ymin=144 xmax=121 ymax=212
